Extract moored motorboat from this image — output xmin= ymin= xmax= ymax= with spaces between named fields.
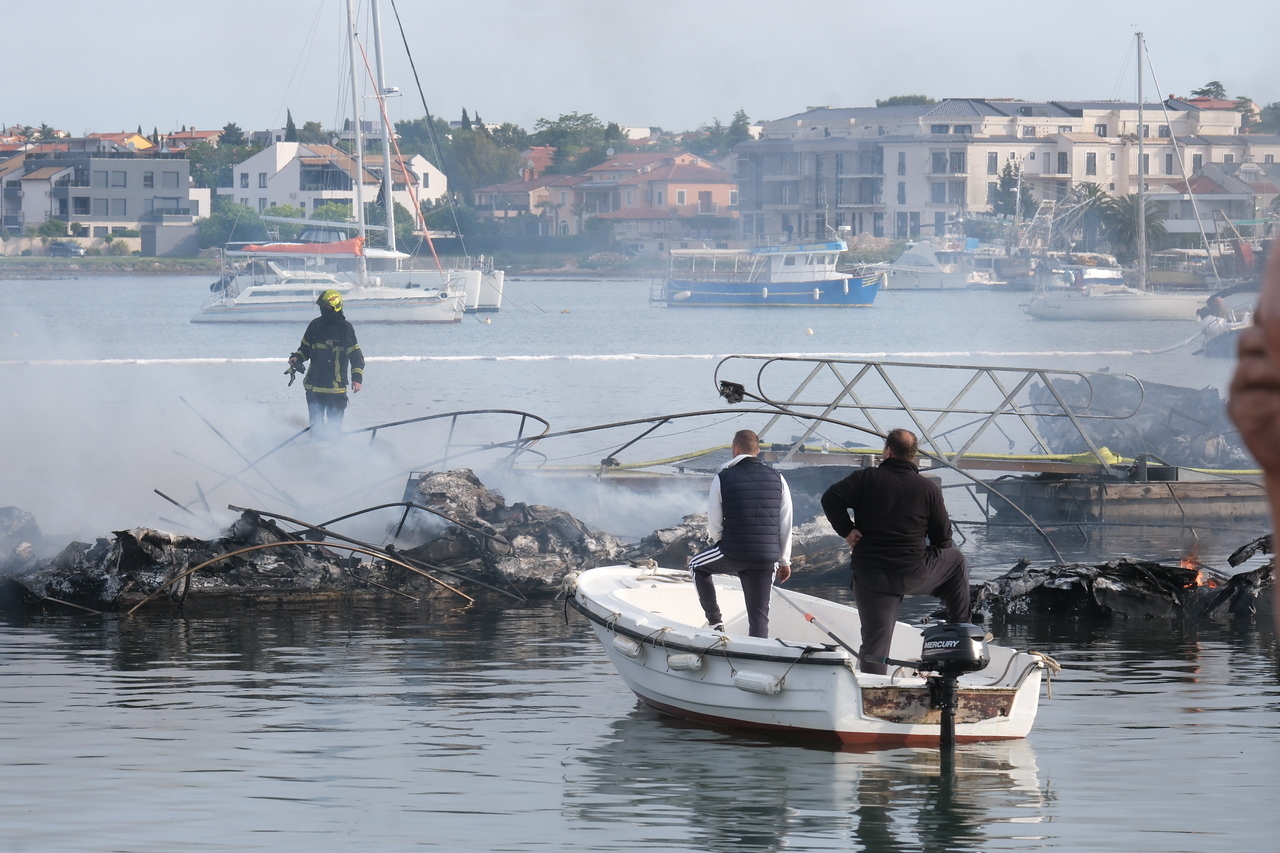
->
xmin=659 ymin=241 xmax=883 ymax=307
xmin=1022 ymin=283 xmax=1210 ymax=320
xmin=193 ymin=239 xmax=466 ymax=323
xmin=570 ymin=566 xmax=1050 ymax=745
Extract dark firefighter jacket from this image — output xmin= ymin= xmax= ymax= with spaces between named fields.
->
xmin=291 ymin=312 xmax=364 ymax=394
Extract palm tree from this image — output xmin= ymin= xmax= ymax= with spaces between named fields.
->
xmin=1100 ymin=193 xmax=1167 ymax=263
xmin=1076 ymin=183 xmax=1110 ymax=252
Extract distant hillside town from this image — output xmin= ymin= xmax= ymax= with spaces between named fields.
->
xmin=2 ymin=88 xmax=1278 ymax=258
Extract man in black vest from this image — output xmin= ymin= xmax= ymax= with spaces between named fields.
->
xmin=820 ymin=428 xmax=970 ymax=674
xmin=689 ymin=429 xmax=793 ymax=638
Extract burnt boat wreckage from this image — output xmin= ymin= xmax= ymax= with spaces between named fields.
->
xmin=0 ymin=356 xmax=1273 ymax=620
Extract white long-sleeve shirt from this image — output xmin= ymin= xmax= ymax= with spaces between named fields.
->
xmin=707 ymin=454 xmax=794 ymax=566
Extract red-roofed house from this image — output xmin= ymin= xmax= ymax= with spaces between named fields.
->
xmin=163 ymin=129 xmax=222 ymax=150
xmin=87 ymin=132 xmax=154 ymax=151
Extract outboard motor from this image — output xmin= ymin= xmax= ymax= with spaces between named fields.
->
xmin=920 ymin=623 xmax=990 ymax=750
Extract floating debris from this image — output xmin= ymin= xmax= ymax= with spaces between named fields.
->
xmin=973 ymin=554 xmax=1274 ymax=623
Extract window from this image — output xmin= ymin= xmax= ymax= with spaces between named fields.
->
xmin=625 ymin=189 xmax=633 ymax=205
xmin=258 ymin=198 xmax=268 ymax=211
xmin=948 ymin=180 xmax=966 ymax=203
xmin=1022 ymin=126 xmax=1037 ymax=137
xmin=987 ymin=181 xmax=998 ymax=204
xmin=1141 ymin=153 xmax=1149 ymax=176
xmin=930 ymin=182 xmax=947 ymax=203
xmin=930 ymin=124 xmax=949 ymax=134
xmin=1193 ymin=154 xmax=1203 ymax=171
xmin=987 ymin=152 xmax=999 ymax=175
xmin=783 ymin=256 xmax=796 ymax=266
xmin=240 ymin=173 xmax=249 ymax=188
xmin=110 ymin=171 xmax=126 ymax=188
xmin=1057 ymin=152 xmax=1068 ymax=174
xmin=1110 ymin=152 xmax=1116 ymax=161
xmin=932 ymin=152 xmax=948 ymax=174
xmin=676 ymin=189 xmax=686 ymax=205
xmin=93 ymin=171 xmax=108 ymax=188
xmin=1165 ymin=153 xmax=1175 ymax=174
xmin=110 ymin=198 xmax=126 ymax=216
xmin=729 ymin=190 xmax=738 ymax=205
xmin=142 ymin=172 xmax=154 ymax=188
xmin=1141 ymin=124 xmax=1150 ymax=138
xmin=258 ymin=172 xmax=268 ymax=188
xmin=240 ymin=198 xmax=248 ymax=206
xmin=656 ymin=190 xmax=664 ymax=205
xmin=835 ymin=153 xmax=844 ymax=175
xmin=954 ymin=125 xmax=972 ymax=135
xmin=1058 ymin=126 xmax=1072 ymax=134
xmin=897 ymin=181 xmax=906 ymax=204
xmin=162 ymin=172 xmax=179 ymax=189
xmin=92 ymin=198 xmax=108 ymax=216
xmin=559 ymin=191 xmax=567 ymax=204
xmin=949 ymin=152 xmax=965 ymax=173
xmin=897 ymin=152 xmax=906 ymax=175
xmin=1095 ymin=124 xmax=1108 ymax=137
xmin=1029 ymin=152 xmax=1036 ymax=160
xmin=1223 ymin=154 xmax=1234 ymax=164
xmin=1158 ymin=126 xmax=1171 ymax=138
xmin=73 ymin=197 xmax=90 ymax=215
xmin=1266 ymin=155 xmax=1275 ymax=164
xmin=1086 ymin=152 xmax=1097 ymax=175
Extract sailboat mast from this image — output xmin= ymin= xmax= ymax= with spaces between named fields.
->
xmin=346 ymin=0 xmax=369 ymax=285
xmin=1136 ymin=31 xmax=1147 ymax=290
xmin=370 ymin=0 xmax=396 ymax=255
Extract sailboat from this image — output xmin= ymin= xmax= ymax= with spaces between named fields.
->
xmin=1023 ymin=32 xmax=1213 ymax=321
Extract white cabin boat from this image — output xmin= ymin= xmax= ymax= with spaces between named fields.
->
xmin=570 ymin=566 xmax=1049 ymax=745
xmin=192 ymin=239 xmax=465 ymax=323
xmin=887 ymin=240 xmax=999 ymax=290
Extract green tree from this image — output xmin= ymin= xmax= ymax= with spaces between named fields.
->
xmin=187 ymin=139 xmax=263 ymax=189
xmin=297 ymin=121 xmax=327 ymax=144
xmin=448 ymin=131 xmax=523 ymax=196
xmin=310 ymin=201 xmax=356 ymax=224
xmin=395 ymin=116 xmax=451 ymax=168
xmin=1101 ymin=193 xmax=1168 ymax=263
xmin=990 ymin=162 xmax=1035 ymax=217
xmin=727 ymin=110 xmax=752 ymax=148
xmin=36 ymin=219 xmax=68 ymax=238
xmin=284 ymin=110 xmax=298 ymax=142
xmin=1236 ymin=97 xmax=1258 ymax=130
xmin=219 ymin=122 xmax=246 ymax=146
xmin=37 ymin=123 xmax=58 ymax=141
xmin=262 ymin=203 xmax=306 ymax=240
xmin=875 ymin=95 xmax=936 ymax=107
xmin=460 ymin=108 xmax=472 ymax=132
xmin=198 ymin=199 xmax=267 ymax=248
xmin=1190 ymin=81 xmax=1227 ymax=99
xmin=1259 ymin=101 xmax=1280 ymax=134
xmin=532 ymin=112 xmax=606 ymax=173
xmin=489 ymin=122 xmax=529 ymax=151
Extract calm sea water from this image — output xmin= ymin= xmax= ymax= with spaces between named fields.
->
xmin=3 ymin=275 xmax=1278 ymax=851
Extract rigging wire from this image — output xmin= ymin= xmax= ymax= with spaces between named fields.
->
xmin=271 ymin=1 xmax=328 ymax=130
xmin=388 ymin=0 xmax=470 ymax=258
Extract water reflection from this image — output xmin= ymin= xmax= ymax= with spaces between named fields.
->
xmin=568 ymin=710 xmax=1046 ymax=852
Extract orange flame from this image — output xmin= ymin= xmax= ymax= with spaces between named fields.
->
xmin=1179 ymin=542 xmax=1221 ymax=588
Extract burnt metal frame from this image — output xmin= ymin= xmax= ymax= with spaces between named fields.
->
xmin=712 ymin=355 xmax=1146 ymax=475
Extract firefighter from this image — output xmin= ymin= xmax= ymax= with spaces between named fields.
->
xmin=287 ymin=289 xmax=364 ymax=440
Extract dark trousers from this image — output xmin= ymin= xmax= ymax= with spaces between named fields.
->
xmin=306 ymin=390 xmax=347 ymax=440
xmin=852 ymin=546 xmax=970 ymax=674
xmin=693 ymin=556 xmax=775 ymax=638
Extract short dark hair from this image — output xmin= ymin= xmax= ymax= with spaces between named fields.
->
xmin=885 ymin=428 xmax=918 ymax=461
xmin=732 ymin=429 xmax=760 ymax=455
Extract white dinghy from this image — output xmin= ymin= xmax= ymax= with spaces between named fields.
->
xmin=570 ymin=566 xmax=1052 ymax=746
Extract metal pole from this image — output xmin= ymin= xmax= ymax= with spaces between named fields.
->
xmin=370 ymin=0 xmax=396 ymax=255
xmin=346 ymin=0 xmax=369 ymax=285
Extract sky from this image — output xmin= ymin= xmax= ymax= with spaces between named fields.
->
xmin=6 ymin=0 xmax=1279 ymax=137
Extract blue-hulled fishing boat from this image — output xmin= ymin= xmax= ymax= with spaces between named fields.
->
xmin=658 ymin=241 xmax=884 ymax=307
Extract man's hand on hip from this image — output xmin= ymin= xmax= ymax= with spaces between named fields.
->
xmin=844 ymin=530 xmax=862 ymax=549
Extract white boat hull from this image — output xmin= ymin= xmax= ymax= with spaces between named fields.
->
xmin=1024 ymin=288 xmax=1209 ymax=321
xmin=887 ymin=269 xmax=974 ymax=290
xmin=571 ymin=567 xmax=1046 ymax=745
xmin=193 ymin=289 xmax=464 ymax=324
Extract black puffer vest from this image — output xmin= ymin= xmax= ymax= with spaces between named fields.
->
xmin=717 ymin=457 xmax=783 ymax=562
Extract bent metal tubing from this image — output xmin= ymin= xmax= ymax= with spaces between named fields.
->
xmin=125 ymin=540 xmax=473 ymax=617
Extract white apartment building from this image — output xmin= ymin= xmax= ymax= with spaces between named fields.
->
xmin=735 ymin=98 xmax=1280 ymax=242
xmin=217 ymin=142 xmax=447 ymax=217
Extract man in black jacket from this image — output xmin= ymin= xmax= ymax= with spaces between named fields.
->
xmin=820 ymin=428 xmax=970 ymax=673
xmin=689 ymin=429 xmax=793 ymax=638
xmin=288 ymin=289 xmax=364 ymax=440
